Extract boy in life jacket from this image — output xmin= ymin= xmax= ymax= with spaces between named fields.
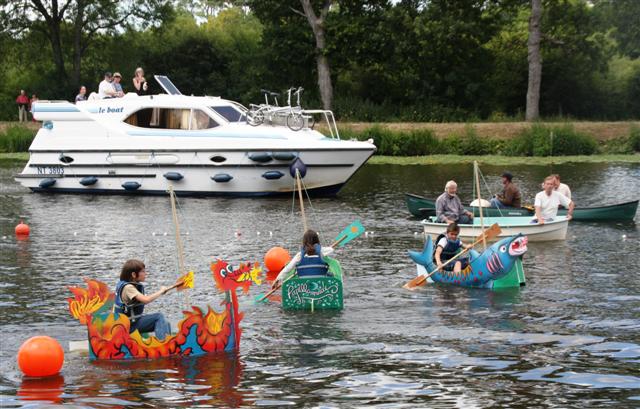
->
xmin=273 ymin=229 xmax=334 ymax=287
xmin=113 ymin=259 xmax=174 ymax=340
xmin=434 ymin=223 xmax=471 ymax=273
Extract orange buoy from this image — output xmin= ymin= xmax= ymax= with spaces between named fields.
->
xmin=17 ymin=336 xmax=64 ymax=377
xmin=15 ymin=221 xmax=30 ymax=237
xmin=264 ymin=246 xmax=291 ymax=274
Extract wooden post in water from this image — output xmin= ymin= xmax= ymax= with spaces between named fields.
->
xmin=474 ymin=161 xmax=487 ymax=251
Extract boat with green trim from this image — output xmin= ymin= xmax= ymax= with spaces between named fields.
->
xmin=405 ymin=193 xmax=638 ymax=221
xmin=282 ymin=257 xmax=343 ymax=311
xmin=422 ymin=215 xmax=569 ymax=241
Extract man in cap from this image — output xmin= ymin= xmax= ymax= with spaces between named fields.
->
xmin=112 ymin=72 xmax=125 ymax=97
xmin=490 ymin=172 xmax=522 ymax=209
xmin=98 ymin=71 xmax=117 ymax=99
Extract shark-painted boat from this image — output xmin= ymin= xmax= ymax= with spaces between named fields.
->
xmin=422 ymin=215 xmax=569 ymax=242
xmin=409 ymin=235 xmax=528 ymax=289
xmin=405 ymin=193 xmax=638 ymax=221
xmin=67 ymin=259 xmax=261 ymax=360
xmin=281 ymin=257 xmax=344 ymax=311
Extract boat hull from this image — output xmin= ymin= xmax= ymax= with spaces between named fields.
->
xmin=418 ymin=258 xmax=526 ymax=289
xmin=282 ymin=257 xmax=343 ymax=311
xmin=422 ymin=216 xmax=569 ymax=242
xmin=406 ymin=193 xmax=638 ymax=221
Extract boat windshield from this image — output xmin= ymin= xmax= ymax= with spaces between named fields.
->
xmin=210 ymin=106 xmax=246 ymax=123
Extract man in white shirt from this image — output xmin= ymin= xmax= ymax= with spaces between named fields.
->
xmin=98 ymin=72 xmax=117 ymax=99
xmin=552 ymin=174 xmax=571 ymax=200
xmin=534 ymin=176 xmax=574 ymax=224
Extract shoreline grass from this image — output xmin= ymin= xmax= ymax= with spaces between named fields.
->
xmin=368 ymin=154 xmax=640 ymax=165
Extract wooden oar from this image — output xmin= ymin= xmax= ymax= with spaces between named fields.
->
xmin=403 ymin=223 xmax=501 ymax=290
xmin=256 ymin=220 xmax=366 ymax=303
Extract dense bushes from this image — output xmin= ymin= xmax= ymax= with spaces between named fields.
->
xmin=0 ymin=125 xmax=36 ymax=152
xmin=341 ymin=123 xmax=639 ymax=156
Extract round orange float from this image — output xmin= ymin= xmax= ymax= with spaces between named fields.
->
xmin=264 ymin=246 xmax=291 ymax=274
xmin=15 ymin=221 xmax=30 ymax=237
xmin=17 ymin=336 xmax=64 ymax=377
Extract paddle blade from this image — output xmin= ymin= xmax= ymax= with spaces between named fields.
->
xmin=333 ymin=220 xmax=365 ymax=248
xmin=177 ymin=271 xmax=194 ymax=292
xmin=403 ymin=274 xmax=426 ymax=290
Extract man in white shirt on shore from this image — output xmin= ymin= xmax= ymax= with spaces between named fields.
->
xmin=533 ymin=176 xmax=575 ymax=224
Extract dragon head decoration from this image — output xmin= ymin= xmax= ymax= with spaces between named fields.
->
xmin=211 ymin=260 xmax=262 ymax=294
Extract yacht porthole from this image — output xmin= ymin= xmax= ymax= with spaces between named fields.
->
xmin=59 ymin=154 xmax=74 ymax=164
xmin=210 ymin=155 xmax=227 ymax=163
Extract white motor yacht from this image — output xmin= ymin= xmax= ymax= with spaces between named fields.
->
xmin=15 ymin=76 xmax=376 ymax=196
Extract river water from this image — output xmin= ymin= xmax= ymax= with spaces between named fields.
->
xmin=0 ymin=162 xmax=639 ymax=408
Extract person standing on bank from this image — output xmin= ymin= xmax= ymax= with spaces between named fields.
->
xmin=114 ymin=259 xmax=178 ymax=340
xmin=490 ymin=172 xmax=522 ymax=209
xmin=16 ymin=90 xmax=29 ymax=122
xmin=435 ymin=180 xmax=474 ymax=224
xmin=533 ymin=176 xmax=574 ymax=224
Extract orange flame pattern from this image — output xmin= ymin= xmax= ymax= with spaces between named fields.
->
xmin=67 ymin=279 xmax=113 ymax=325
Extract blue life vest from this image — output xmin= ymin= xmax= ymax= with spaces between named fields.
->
xmin=296 ymin=244 xmax=330 ymax=277
xmin=114 ymin=280 xmax=145 ymax=322
xmin=434 ymin=234 xmax=467 ymax=271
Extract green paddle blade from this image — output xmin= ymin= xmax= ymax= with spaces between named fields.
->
xmin=333 ymin=220 xmax=365 ymax=248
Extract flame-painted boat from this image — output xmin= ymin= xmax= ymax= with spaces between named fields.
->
xmin=409 ymin=234 xmax=527 ymax=289
xmin=67 ymin=260 xmax=261 ymax=360
xmin=405 ymin=193 xmax=638 ymax=221
xmin=281 ymin=257 xmax=344 ymax=311
xmin=422 ymin=215 xmax=568 ymax=242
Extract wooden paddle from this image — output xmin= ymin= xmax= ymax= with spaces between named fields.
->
xmin=403 ymin=223 xmax=501 ymax=290
xmin=256 ymin=220 xmax=366 ymax=303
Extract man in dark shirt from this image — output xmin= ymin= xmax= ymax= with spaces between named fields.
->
xmin=490 ymin=172 xmax=522 ymax=208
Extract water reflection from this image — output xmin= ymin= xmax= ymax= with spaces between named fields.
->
xmin=0 ymin=162 xmax=639 ymax=407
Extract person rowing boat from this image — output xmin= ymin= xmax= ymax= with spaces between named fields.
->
xmin=490 ymin=172 xmax=522 ymax=209
xmin=533 ymin=176 xmax=575 ymax=224
xmin=272 ymin=229 xmax=334 ymax=288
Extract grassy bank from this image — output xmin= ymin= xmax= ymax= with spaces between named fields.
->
xmin=0 ymin=152 xmax=28 ymax=166
xmin=369 ymin=154 xmax=640 ymax=166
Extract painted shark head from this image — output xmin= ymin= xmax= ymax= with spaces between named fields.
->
xmin=482 ymin=234 xmax=528 ymax=279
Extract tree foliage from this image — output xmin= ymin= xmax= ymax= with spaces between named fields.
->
xmin=0 ymin=0 xmax=638 ymax=121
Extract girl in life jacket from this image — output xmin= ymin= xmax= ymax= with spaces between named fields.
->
xmin=273 ymin=229 xmax=334 ymax=287
xmin=434 ymin=223 xmax=471 ymax=273
xmin=114 ymin=259 xmax=174 ymax=341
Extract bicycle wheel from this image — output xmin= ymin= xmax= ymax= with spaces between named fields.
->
xmin=286 ymin=113 xmax=304 ymax=131
xmin=247 ymin=110 xmax=265 ymax=126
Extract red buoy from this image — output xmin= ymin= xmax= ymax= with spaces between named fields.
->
xmin=264 ymin=246 xmax=291 ymax=274
xmin=15 ymin=221 xmax=30 ymax=237
xmin=18 ymin=336 xmax=64 ymax=377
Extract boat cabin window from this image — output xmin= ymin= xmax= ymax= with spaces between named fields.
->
xmin=210 ymin=106 xmax=246 ymax=123
xmin=124 ymin=108 xmax=219 ymax=130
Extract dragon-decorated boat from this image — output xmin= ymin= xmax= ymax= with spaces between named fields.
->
xmin=408 ymin=234 xmax=527 ymax=289
xmin=66 ymin=259 xmax=261 ymax=360
xmin=281 ymin=257 xmax=344 ymax=311
xmin=405 ymin=193 xmax=638 ymax=221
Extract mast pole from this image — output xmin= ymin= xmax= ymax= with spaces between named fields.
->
xmin=474 ymin=161 xmax=487 ymax=251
